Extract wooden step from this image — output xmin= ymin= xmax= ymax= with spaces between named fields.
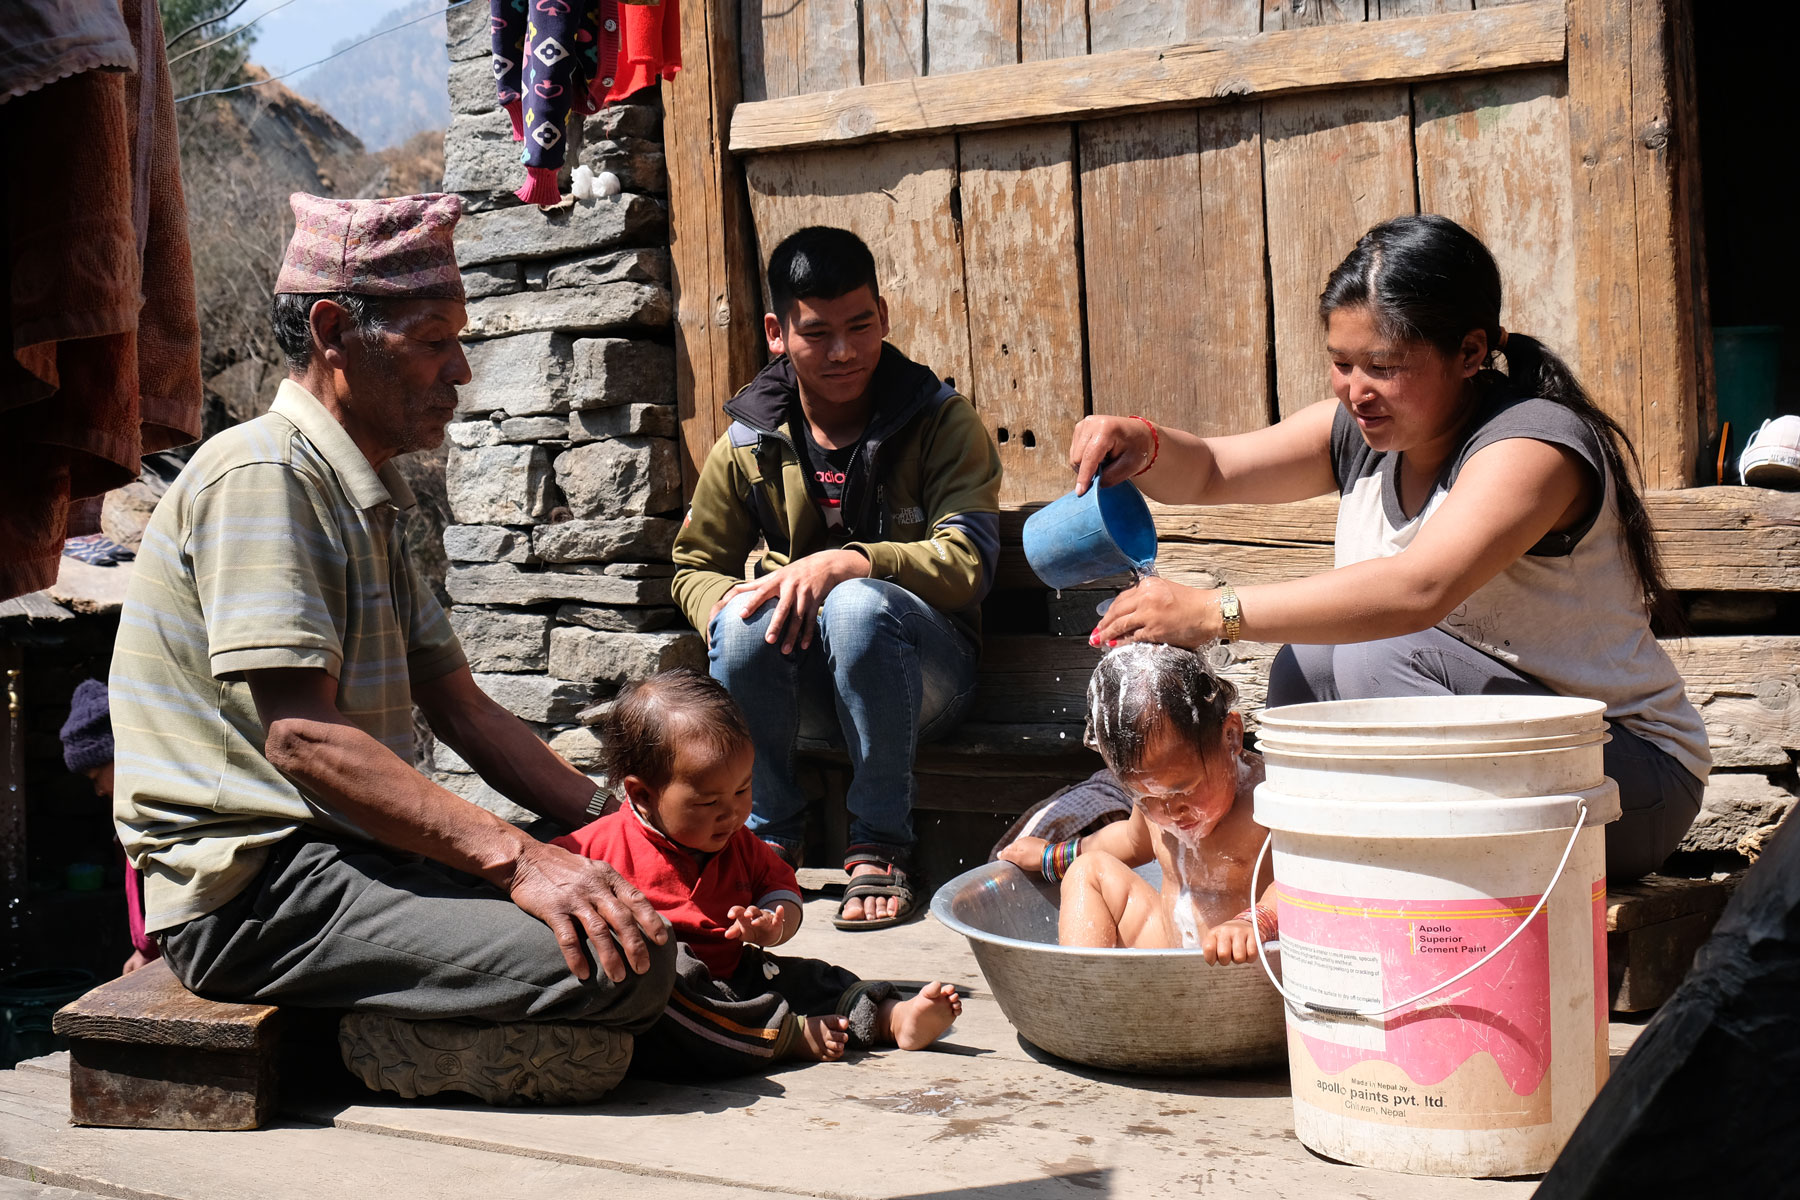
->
xmin=1605 ymin=873 xmax=1738 ymax=1013
xmin=51 ymin=959 xmax=282 ymax=1131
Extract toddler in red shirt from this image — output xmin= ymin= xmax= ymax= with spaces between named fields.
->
xmin=554 ymin=668 xmax=961 ymax=1073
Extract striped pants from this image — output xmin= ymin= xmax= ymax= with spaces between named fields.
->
xmin=629 ymin=943 xmax=897 ymax=1080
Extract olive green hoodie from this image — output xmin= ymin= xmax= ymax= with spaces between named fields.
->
xmin=671 ymin=344 xmax=1003 ymax=645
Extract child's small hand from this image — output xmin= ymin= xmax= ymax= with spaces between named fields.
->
xmin=1203 ymin=918 xmax=1261 ymax=965
xmin=997 ymin=836 xmax=1050 ymax=875
xmin=725 ymin=904 xmax=786 ymax=946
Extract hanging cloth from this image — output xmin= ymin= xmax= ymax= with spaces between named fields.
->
xmin=0 ymin=0 xmax=202 ymax=599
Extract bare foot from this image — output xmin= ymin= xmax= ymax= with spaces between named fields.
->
xmin=797 ymin=1014 xmax=849 ymax=1061
xmin=882 ymin=982 xmax=963 ymax=1051
xmin=838 ymin=861 xmax=903 ymax=924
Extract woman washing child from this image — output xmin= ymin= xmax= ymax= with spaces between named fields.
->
xmin=1064 ymin=215 xmax=1707 ymax=882
xmin=999 ymin=645 xmax=1276 ymax=961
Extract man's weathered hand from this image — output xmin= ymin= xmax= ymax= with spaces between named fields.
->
xmin=506 ymin=840 xmax=669 ymax=983
xmin=726 ymin=550 xmax=871 ymax=655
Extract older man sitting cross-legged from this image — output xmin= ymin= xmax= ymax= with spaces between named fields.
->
xmin=109 ymin=192 xmax=673 ymax=1104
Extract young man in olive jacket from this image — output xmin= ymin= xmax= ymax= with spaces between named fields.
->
xmin=671 ymin=227 xmax=1003 ymax=930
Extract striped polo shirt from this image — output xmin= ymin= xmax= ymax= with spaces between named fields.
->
xmin=111 ymin=380 xmax=466 ymax=931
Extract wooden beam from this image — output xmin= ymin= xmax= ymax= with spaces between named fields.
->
xmin=728 ymin=0 xmax=1565 ymax=153
xmin=665 ymin=0 xmax=768 ymax=497
xmin=994 ymin=488 xmax=1800 ymax=593
xmin=55 ymin=959 xmax=283 ymax=1131
xmin=1666 ymin=636 xmax=1800 ymax=771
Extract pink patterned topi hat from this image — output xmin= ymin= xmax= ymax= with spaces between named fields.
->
xmin=274 ymin=192 xmax=464 ymax=300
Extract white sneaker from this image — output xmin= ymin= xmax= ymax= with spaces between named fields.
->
xmin=1738 ymin=415 xmax=1800 ymax=488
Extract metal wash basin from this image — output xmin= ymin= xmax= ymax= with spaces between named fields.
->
xmin=931 ymin=860 xmax=1288 ymax=1074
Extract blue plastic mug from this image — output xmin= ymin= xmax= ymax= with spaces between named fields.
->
xmin=1022 ymin=479 xmax=1158 ymax=590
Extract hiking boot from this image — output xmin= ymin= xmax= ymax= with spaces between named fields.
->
xmin=337 ymin=1012 xmax=633 ymax=1106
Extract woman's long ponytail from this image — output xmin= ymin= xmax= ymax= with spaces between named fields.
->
xmin=1499 ymin=333 xmax=1685 ymax=634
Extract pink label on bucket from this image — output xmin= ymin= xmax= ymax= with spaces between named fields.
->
xmin=1279 ymin=884 xmax=1551 ymax=1100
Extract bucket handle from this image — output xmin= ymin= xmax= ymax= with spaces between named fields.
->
xmin=1250 ymin=798 xmax=1588 ymax=1020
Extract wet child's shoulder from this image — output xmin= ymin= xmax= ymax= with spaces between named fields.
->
xmin=1235 ymin=749 xmax=1266 ymax=796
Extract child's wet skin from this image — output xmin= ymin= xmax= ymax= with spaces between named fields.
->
xmin=1056 ymin=734 xmax=1266 ymax=956
xmin=1002 ymin=644 xmax=1275 ymax=961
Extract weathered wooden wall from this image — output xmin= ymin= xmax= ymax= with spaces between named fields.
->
xmin=667 ymin=0 xmax=1709 ymax=500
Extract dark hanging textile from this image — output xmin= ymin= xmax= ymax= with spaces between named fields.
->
xmin=0 ymin=0 xmax=201 ymax=599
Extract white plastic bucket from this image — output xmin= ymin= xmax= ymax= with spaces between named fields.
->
xmin=1252 ymin=696 xmax=1620 ymax=1177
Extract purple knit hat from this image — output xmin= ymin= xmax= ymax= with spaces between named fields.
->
xmin=60 ymin=679 xmax=113 ymax=773
xmin=274 ymin=192 xmax=465 ymax=300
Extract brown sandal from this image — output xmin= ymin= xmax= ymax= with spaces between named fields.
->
xmin=832 ymin=856 xmax=917 ymax=931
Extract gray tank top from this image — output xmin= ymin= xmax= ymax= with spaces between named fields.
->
xmin=1330 ymin=386 xmax=1710 ymax=782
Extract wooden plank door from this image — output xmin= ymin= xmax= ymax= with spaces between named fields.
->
xmin=744 ymin=139 xmax=974 ymax=396
xmin=960 ymin=126 xmax=1087 ymax=504
xmin=1262 ymin=86 xmax=1416 ymax=416
xmin=1081 ymin=105 xmax=1271 ymax=438
xmin=1414 ymin=70 xmax=1576 ymax=349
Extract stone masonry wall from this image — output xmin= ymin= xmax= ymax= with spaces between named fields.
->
xmin=434 ymin=3 xmax=704 ymax=819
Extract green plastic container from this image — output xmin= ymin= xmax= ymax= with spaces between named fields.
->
xmin=1714 ymin=326 xmax=1782 ymax=473
xmin=0 ymin=966 xmax=98 ymax=1068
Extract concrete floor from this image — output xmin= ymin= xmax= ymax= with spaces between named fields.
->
xmin=0 ymin=889 xmax=1646 ymax=1200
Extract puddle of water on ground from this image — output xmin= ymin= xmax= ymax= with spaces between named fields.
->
xmin=1125 ymin=1122 xmax=1175 ymax=1137
xmin=847 ymin=1086 xmax=968 ymax=1116
xmin=927 ymin=1114 xmax=1013 ymax=1143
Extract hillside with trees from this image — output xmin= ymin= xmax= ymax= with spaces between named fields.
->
xmin=291 ymin=0 xmax=451 ymax=152
xmin=162 ymin=0 xmax=452 ymax=598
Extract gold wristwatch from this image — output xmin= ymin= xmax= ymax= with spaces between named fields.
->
xmin=1218 ymin=585 xmax=1241 ymax=644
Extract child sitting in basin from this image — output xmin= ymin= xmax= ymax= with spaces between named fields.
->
xmin=998 ymin=644 xmax=1277 ymax=962
xmin=553 ymin=668 xmax=962 ymax=1076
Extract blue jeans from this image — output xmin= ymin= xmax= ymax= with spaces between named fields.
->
xmin=707 ymin=578 xmax=978 ymax=865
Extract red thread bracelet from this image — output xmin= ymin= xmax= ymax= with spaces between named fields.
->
xmin=1128 ymin=415 xmax=1160 ymax=476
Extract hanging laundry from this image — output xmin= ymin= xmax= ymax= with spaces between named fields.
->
xmin=0 ymin=0 xmax=202 ymax=600
xmin=490 ymin=0 xmax=680 ymax=206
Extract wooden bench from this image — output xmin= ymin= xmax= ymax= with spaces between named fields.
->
xmin=51 ymin=959 xmax=283 ymax=1130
